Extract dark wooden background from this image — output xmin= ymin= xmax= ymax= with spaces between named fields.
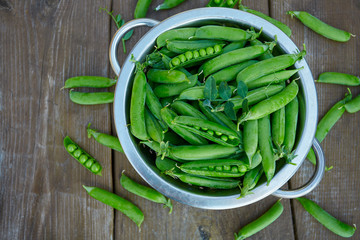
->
xmin=1 ymin=0 xmax=359 ymax=239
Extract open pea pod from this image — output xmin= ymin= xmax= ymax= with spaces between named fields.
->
xmin=173 ymin=116 xmax=241 ymax=147
xmin=179 ymin=158 xmax=249 ymax=178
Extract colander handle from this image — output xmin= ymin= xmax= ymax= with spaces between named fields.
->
xmin=272 ymin=138 xmax=325 ymax=198
xmin=109 ymin=18 xmax=160 ymax=76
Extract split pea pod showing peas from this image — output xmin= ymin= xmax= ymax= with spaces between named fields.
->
xmin=202 ymin=45 xmax=269 ymax=77
xmin=238 ymin=81 xmax=299 ymax=125
xmin=156 ymin=28 xmax=197 ymax=48
xmin=179 ymin=159 xmax=248 ymax=178
xmin=316 ymin=72 xmax=360 ymax=86
xmin=236 ymin=50 xmax=305 ymax=84
xmin=287 ymin=11 xmax=354 ymax=42
xmin=173 ymin=116 xmax=241 ymax=147
xmin=296 ymin=197 xmax=356 ymax=238
xmin=147 ymin=69 xmax=189 ymax=84
xmin=83 ymin=186 xmax=144 ymax=228
xmin=87 ymin=123 xmax=123 ymax=153
xmin=166 ymin=40 xmax=225 ymax=54
xmin=234 ymin=200 xmax=284 ymax=240
xmin=195 ymin=25 xmax=253 ymax=42
xmin=165 ymin=171 xmax=241 ymax=189
xmin=170 ymin=144 xmax=239 ymax=161
xmin=69 ymin=90 xmax=114 ymax=105
xmin=63 ymin=76 xmax=116 ymax=89
xmin=64 ymin=136 xmax=102 ymax=175
xmin=258 ymin=115 xmax=275 ymax=184
xmin=120 ymin=173 xmax=173 ymax=213
xmin=154 ymin=74 xmax=198 ymax=98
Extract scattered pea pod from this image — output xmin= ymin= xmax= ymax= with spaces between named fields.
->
xmin=120 ymin=173 xmax=173 ymax=213
xmin=69 ymin=90 xmax=114 ymax=105
xmin=297 ymin=197 xmax=356 ymax=238
xmin=155 ymin=0 xmax=186 ymax=11
xmin=87 ymin=123 xmax=123 ymax=152
xmin=63 ymin=76 xmax=116 ymax=89
xmin=83 ymin=186 xmax=144 ymax=228
xmin=316 ymin=72 xmax=360 ymax=86
xmin=234 ymin=200 xmax=284 ymax=240
xmin=345 ymin=94 xmax=360 ymax=113
xmin=287 ymin=11 xmax=354 ymax=42
xmin=64 ymin=136 xmax=102 ymax=175
xmin=134 ymin=0 xmax=152 ymax=18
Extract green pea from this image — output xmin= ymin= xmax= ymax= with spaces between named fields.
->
xmin=207 ymin=130 xmax=214 ymax=136
xmin=206 ymin=47 xmax=214 ymax=55
xmin=226 ymin=0 xmax=234 ymax=6
xmin=215 ymin=131 xmax=223 ymax=136
xmin=179 ymin=54 xmax=186 ymax=63
xmin=185 ymin=51 xmax=193 ymax=60
xmin=171 ymin=57 xmax=181 ymax=66
xmin=213 ymin=44 xmax=222 ymax=53
xmin=223 ymin=165 xmax=231 ymax=171
xmin=201 ymin=167 xmax=209 ymax=170
xmin=67 ymin=144 xmax=77 ymax=153
xmin=209 ymin=166 xmax=215 ymax=170
xmin=199 ymin=49 xmax=207 ymax=57
xmin=194 ymin=126 xmax=201 ymax=130
xmin=215 ymin=166 xmax=223 ymax=171
xmin=79 ymin=154 xmax=88 ymax=164
xmin=238 ymin=165 xmax=247 ymax=173
xmin=193 ymin=50 xmax=200 ymax=58
xmin=221 ymin=135 xmax=228 ymax=142
xmin=73 ymin=149 xmax=82 ymax=158
xmin=231 ymin=166 xmax=239 ymax=173
xmin=85 ymin=159 xmax=95 ymax=168
xmin=214 ymin=0 xmax=221 ymax=4
xmin=229 ymin=135 xmax=235 ymax=140
xmin=90 ymin=162 xmax=101 ymax=173
xmin=201 ymin=127 xmax=209 ymax=131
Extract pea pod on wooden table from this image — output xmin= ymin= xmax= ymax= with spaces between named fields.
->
xmin=155 ymin=0 xmax=186 ymax=11
xmin=134 ymin=0 xmax=152 ymax=18
xmin=62 ymin=76 xmax=116 ymax=89
xmin=69 ymin=91 xmax=114 ymax=105
xmin=64 ymin=136 xmax=102 ymax=175
xmin=345 ymin=94 xmax=360 ymax=113
xmin=83 ymin=186 xmax=144 ymax=229
xmin=87 ymin=123 xmax=123 ymax=153
xmin=316 ymin=72 xmax=360 ymax=86
xmin=120 ymin=173 xmax=173 ymax=213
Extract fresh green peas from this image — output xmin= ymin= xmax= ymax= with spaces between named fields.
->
xmin=69 ymin=91 xmax=114 ymax=105
xmin=345 ymin=94 xmax=360 ymax=113
xmin=178 ymin=85 xmax=236 ymax=100
xmin=63 ymin=136 xmax=102 ymax=175
xmin=62 ymin=76 xmax=116 ymax=89
xmin=199 ymin=49 xmax=207 ymax=57
xmin=206 ymin=47 xmax=214 ymax=55
xmin=316 ymin=72 xmax=360 ymax=86
xmin=287 ymin=11 xmax=354 ymax=42
xmin=234 ymin=200 xmax=284 ymax=240
xmin=258 ymin=115 xmax=275 ymax=184
xmin=193 ymin=50 xmax=200 ymax=58
xmin=134 ymin=0 xmax=152 ymax=18
xmin=179 ymin=54 xmax=186 ymax=63
xmin=185 ymin=51 xmax=193 ymax=60
xmin=120 ymin=173 xmax=173 ymax=213
xmin=213 ymin=44 xmax=222 ymax=53
xmin=296 ymin=197 xmax=356 ymax=238
xmin=83 ymin=186 xmax=144 ymax=228
xmin=87 ymin=123 xmax=124 ymax=152
xmin=171 ymin=57 xmax=181 ymax=66
xmin=155 ymin=0 xmax=186 ymax=11
xmin=167 ymin=40 xmax=225 ymax=54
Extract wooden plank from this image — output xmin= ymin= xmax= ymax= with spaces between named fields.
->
xmin=111 ymin=1 xmax=295 ymax=239
xmin=270 ymin=0 xmax=360 ymax=239
xmin=0 ymin=0 xmax=114 ymax=239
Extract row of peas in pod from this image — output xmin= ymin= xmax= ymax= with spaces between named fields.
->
xmin=129 ymin=24 xmax=305 ymax=196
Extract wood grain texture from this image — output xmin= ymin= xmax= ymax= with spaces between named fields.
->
xmin=270 ymin=0 xmax=360 ymax=239
xmin=0 ymin=0 xmax=114 ymax=239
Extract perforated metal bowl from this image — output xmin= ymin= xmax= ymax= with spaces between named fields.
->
xmin=110 ymin=8 xmax=325 ymax=210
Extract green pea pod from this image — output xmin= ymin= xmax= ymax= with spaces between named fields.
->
xmin=134 ymin=0 xmax=152 ymax=18
xmin=316 ymin=72 xmax=360 ymax=86
xmin=307 ymin=93 xmax=351 ymax=164
xmin=166 ymin=39 xmax=225 ymax=54
xmin=224 ymin=85 xmax=284 ymax=111
xmin=160 ymin=96 xmax=175 ymax=107
xmin=258 ymin=115 xmax=275 ymax=184
xmin=155 ymin=0 xmax=186 ymax=10
xmin=296 ymin=197 xmax=356 ymax=238
xmin=130 ymin=68 xmax=149 ymax=141
xmin=240 ymin=4 xmax=292 ymax=37
xmin=179 ymin=158 xmax=248 ymax=178
xmin=69 ymin=91 xmax=114 ymax=105
xmin=159 ymin=47 xmax=178 ymax=58
xmin=161 ymin=108 xmax=208 ymax=145
xmin=145 ymin=83 xmax=168 ymax=131
xmin=206 ymin=0 xmax=223 ymax=7
xmin=284 ymin=96 xmax=299 ymax=154
xmin=157 ymin=28 xmax=197 ymax=48
xmin=147 ymin=69 xmax=189 ymax=84
xmin=64 ymin=136 xmax=102 ymax=175
xmin=120 ymin=173 xmax=173 ymax=213
xmin=170 ymin=144 xmax=239 ymax=161
xmin=165 ymin=171 xmax=240 ymax=189
xmin=249 ymin=150 xmax=262 ymax=169
xmin=87 ymin=123 xmax=123 ymax=153
xmin=211 ymin=111 xmax=239 ymax=134
xmin=154 ymin=74 xmax=198 ymax=98
xmin=202 ymin=45 xmax=269 ymax=77
xmin=236 ymin=50 xmax=305 ymax=84
xmin=178 ymin=85 xmax=236 ymax=100
xmin=209 ymin=60 xmax=258 ymax=84
xmin=195 ymin=25 xmax=252 ymax=42
xmin=83 ymin=186 xmax=144 ymax=228
xmin=240 ymin=165 xmax=264 ymax=198
xmin=238 ymin=81 xmax=299 ymax=125
xmin=234 ymin=200 xmax=284 ymax=240
xmin=247 ymin=69 xmax=301 ymax=90
xmin=243 ymin=119 xmax=258 ymax=165
xmin=287 ymin=11 xmax=354 ymax=42
xmin=145 ymin=108 xmax=165 ymax=143
xmin=171 ymin=100 xmax=207 ymax=119
xmin=249 ymin=39 xmax=275 ymax=60
xmin=220 ymin=0 xmax=239 ymax=8
xmin=163 ymin=130 xmax=187 ymax=145
xmin=345 ymin=94 xmax=360 ymax=113
xmin=155 ymin=156 xmax=179 ymax=172
xmin=271 ymin=108 xmax=286 ymax=149
xmin=222 ymin=41 xmax=247 ymax=53
xmin=173 ymin=116 xmax=241 ymax=147
xmin=63 ymin=76 xmax=116 ymax=89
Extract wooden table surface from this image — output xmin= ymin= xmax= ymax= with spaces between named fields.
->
xmin=1 ymin=0 xmax=359 ymax=239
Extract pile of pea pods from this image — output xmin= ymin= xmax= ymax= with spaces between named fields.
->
xmin=129 ymin=24 xmax=305 ymax=196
